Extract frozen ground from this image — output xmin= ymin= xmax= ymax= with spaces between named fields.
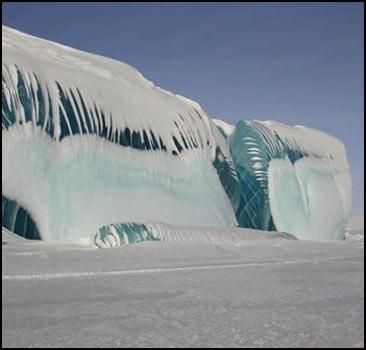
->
xmin=2 ymin=224 xmax=364 ymax=348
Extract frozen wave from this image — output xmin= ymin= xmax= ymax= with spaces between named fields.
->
xmin=94 ymin=222 xmax=296 ymax=248
xmin=2 ymin=25 xmax=352 ymax=242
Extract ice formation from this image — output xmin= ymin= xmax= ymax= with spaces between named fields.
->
xmin=2 ymin=26 xmax=351 ymax=242
xmin=229 ymin=120 xmax=351 ymax=240
xmin=94 ymin=222 xmax=296 ymax=248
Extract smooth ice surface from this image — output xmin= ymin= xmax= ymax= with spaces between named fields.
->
xmin=2 ymin=226 xmax=364 ymax=348
xmin=3 ymin=125 xmax=236 ymax=240
xmin=269 ymin=157 xmax=350 ymax=240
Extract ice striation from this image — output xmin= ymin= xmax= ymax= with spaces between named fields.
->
xmin=94 ymin=222 xmax=296 ymax=248
xmin=229 ymin=120 xmax=351 ymax=240
xmin=2 ymin=26 xmax=351 ymax=243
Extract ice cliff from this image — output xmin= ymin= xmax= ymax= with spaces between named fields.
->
xmin=2 ymin=26 xmax=351 ymax=242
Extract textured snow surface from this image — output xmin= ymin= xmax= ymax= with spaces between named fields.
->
xmin=2 ymin=227 xmax=364 ymax=348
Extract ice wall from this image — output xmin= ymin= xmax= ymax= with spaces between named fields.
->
xmin=2 ymin=26 xmax=352 ymax=242
xmin=2 ymin=25 xmax=237 ymax=241
xmin=230 ymin=120 xmax=352 ymax=240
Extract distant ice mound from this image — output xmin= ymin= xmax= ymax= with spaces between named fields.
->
xmin=2 ymin=26 xmax=351 ymax=242
xmin=94 ymin=222 xmax=296 ymax=248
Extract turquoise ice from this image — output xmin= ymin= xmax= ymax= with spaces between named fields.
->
xmin=2 ymin=26 xmax=351 ymax=242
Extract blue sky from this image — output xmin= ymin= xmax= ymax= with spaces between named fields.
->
xmin=2 ymin=2 xmax=364 ymax=215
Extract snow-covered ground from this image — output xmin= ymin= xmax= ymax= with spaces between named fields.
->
xmin=2 ymin=224 xmax=364 ymax=348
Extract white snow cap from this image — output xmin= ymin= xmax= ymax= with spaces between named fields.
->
xmin=211 ymin=118 xmax=235 ymax=137
xmin=2 ymin=25 xmax=217 ymax=154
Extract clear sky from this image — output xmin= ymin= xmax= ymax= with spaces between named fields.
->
xmin=2 ymin=2 xmax=364 ymax=215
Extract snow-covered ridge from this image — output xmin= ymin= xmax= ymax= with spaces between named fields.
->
xmin=2 ymin=25 xmax=238 ymax=241
xmin=211 ymin=118 xmax=235 ymax=138
xmin=248 ymin=119 xmax=348 ymax=165
xmin=2 ymin=25 xmax=216 ymax=155
xmin=2 ymin=25 xmax=202 ymax=110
